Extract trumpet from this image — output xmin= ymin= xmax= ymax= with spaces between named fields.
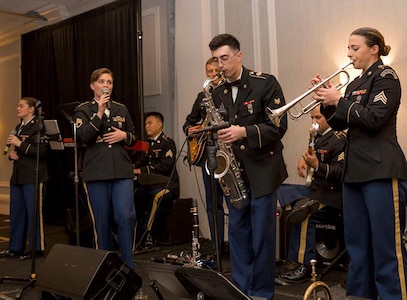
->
xmin=303 ymin=259 xmax=332 ymax=300
xmin=266 ymin=61 xmax=353 ymax=127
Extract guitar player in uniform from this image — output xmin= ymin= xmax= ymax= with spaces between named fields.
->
xmin=183 ymin=57 xmax=227 ymax=255
xmin=278 ymin=104 xmax=346 ymax=282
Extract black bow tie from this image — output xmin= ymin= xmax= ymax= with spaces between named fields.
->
xmin=225 ymin=79 xmax=243 ymax=88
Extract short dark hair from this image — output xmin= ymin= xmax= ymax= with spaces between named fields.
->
xmin=90 ymin=68 xmax=114 ymax=83
xmin=145 ymin=111 xmax=164 ymax=124
xmin=209 ymin=34 xmax=240 ymax=52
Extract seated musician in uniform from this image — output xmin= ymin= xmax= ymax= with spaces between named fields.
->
xmin=277 ymin=104 xmax=346 ymax=282
xmin=133 ymin=112 xmax=179 ymax=249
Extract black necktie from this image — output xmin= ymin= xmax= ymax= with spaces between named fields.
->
xmin=225 ymin=79 xmax=243 ymax=88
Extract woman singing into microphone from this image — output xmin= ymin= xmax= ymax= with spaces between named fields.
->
xmin=74 ymin=68 xmax=137 ymax=269
xmin=0 ymin=97 xmax=49 ymax=259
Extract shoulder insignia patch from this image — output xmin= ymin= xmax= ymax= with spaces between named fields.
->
xmin=165 ymin=149 xmax=173 ymax=158
xmin=380 ymin=68 xmax=398 ymax=79
xmin=77 ymin=101 xmax=89 ymax=108
xmin=334 ymin=131 xmax=347 ymax=139
xmin=75 ymin=118 xmax=83 ymax=128
xmin=373 ymin=91 xmax=388 ymax=105
xmin=249 ymin=71 xmax=266 ymax=80
xmin=112 ymin=100 xmax=125 ymax=106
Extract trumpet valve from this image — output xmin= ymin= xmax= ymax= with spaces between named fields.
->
xmin=310 ymin=259 xmax=318 ymax=282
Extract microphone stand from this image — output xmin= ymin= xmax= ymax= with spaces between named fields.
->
xmin=5 ymin=113 xmax=45 ymax=299
xmin=205 ymin=132 xmax=222 ymax=272
xmin=58 ymin=103 xmax=81 ymax=246
xmin=73 ymin=120 xmax=80 ymax=245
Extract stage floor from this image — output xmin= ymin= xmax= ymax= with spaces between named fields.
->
xmin=0 ymin=214 xmax=347 ymax=299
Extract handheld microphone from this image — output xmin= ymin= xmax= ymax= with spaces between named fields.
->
xmin=3 ymin=129 xmax=17 ymax=155
xmin=102 ymin=87 xmax=110 ymax=110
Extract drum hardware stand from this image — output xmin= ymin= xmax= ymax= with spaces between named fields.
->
xmin=319 ymin=248 xmax=347 ymax=280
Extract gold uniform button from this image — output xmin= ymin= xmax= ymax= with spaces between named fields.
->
xmin=240 ymin=145 xmax=245 ymax=150
xmin=270 ymin=151 xmax=274 ymax=155
xmin=108 ymin=145 xmax=112 ymax=149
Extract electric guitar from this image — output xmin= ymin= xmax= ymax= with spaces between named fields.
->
xmin=187 ymin=129 xmax=207 ymax=166
xmin=305 ymin=123 xmax=319 ymax=187
xmin=187 ymin=116 xmax=210 ymax=166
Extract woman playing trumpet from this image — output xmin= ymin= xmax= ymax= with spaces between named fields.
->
xmin=312 ymin=27 xmax=407 ymax=299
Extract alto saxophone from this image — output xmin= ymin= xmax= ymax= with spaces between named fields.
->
xmin=201 ymin=74 xmax=249 ymax=209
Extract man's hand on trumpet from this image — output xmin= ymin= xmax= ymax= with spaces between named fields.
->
xmin=311 ymin=74 xmax=342 ymax=107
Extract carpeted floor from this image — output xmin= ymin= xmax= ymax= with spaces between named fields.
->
xmin=0 ymin=214 xmax=347 ymax=299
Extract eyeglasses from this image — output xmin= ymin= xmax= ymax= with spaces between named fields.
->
xmin=212 ymin=52 xmax=239 ymax=65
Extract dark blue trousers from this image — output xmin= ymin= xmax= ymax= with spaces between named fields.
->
xmin=9 ymin=183 xmax=45 ymax=253
xmin=343 ymin=179 xmax=407 ymax=299
xmin=227 ymin=191 xmax=277 ymax=300
xmin=287 ymin=206 xmax=342 ymax=265
xmin=85 ymin=179 xmax=136 ymax=269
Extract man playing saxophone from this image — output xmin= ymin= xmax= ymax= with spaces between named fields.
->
xmin=208 ymin=33 xmax=288 ymax=300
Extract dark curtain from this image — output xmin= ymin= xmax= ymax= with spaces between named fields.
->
xmin=20 ymin=0 xmax=142 ymax=224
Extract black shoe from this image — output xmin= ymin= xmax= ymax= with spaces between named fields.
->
xmin=18 ymin=251 xmax=44 ymax=261
xmin=286 ymin=198 xmax=319 ymax=224
xmin=0 ymin=249 xmax=21 ymax=258
xmin=144 ymin=233 xmax=155 ymax=250
xmin=276 ymin=260 xmax=301 ymax=275
xmin=279 ymin=264 xmax=311 ymax=281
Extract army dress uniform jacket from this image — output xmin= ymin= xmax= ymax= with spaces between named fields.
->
xmin=134 ymin=132 xmax=179 ymax=196
xmin=10 ymin=116 xmax=49 ymax=185
xmin=309 ymin=129 xmax=346 ymax=210
xmin=74 ymin=99 xmax=137 ymax=182
xmin=321 ymin=60 xmax=407 ymax=183
xmin=183 ymin=91 xmax=207 ymax=135
xmin=211 ymin=66 xmax=288 ymax=198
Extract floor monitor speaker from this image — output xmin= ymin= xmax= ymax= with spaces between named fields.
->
xmin=37 ymin=244 xmax=141 ymax=300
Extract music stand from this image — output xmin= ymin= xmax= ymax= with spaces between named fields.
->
xmin=134 ymin=260 xmax=191 ymax=299
xmin=175 ymin=267 xmax=252 ymax=300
